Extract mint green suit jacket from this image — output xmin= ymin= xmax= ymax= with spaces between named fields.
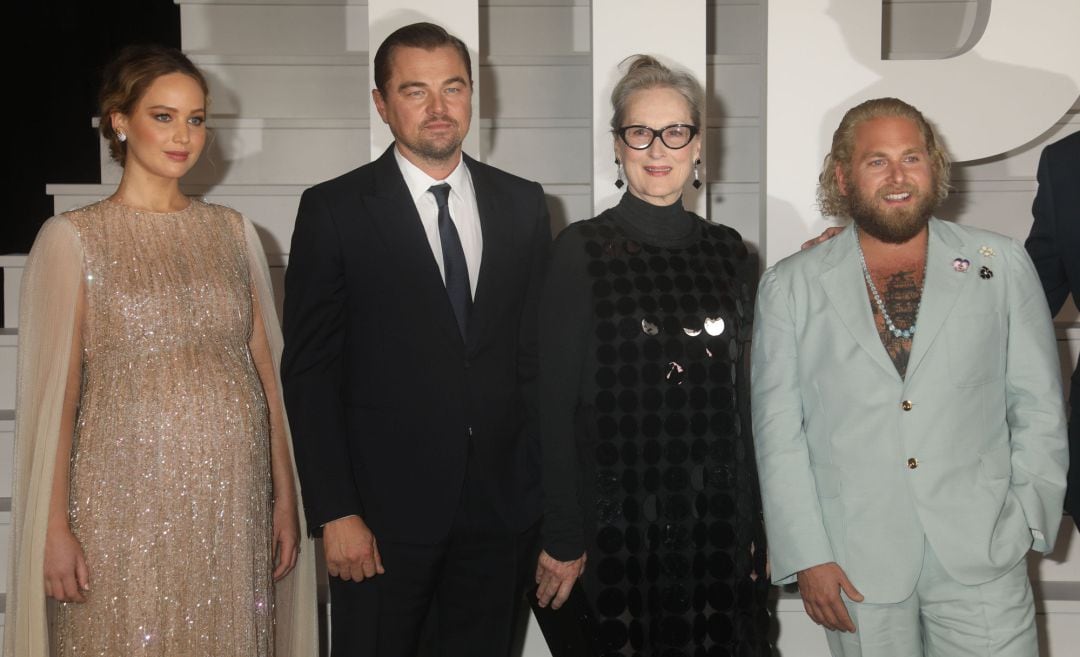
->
xmin=750 ymin=219 xmax=1068 ymax=603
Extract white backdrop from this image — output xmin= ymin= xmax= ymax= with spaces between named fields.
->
xmin=764 ymin=0 xmax=1080 ymax=264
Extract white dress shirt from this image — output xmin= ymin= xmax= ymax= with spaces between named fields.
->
xmin=394 ymin=148 xmax=483 ymax=299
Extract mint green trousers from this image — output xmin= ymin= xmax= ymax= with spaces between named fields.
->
xmin=824 ymin=539 xmax=1036 ymax=657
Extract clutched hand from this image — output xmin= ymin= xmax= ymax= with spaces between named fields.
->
xmin=322 ymin=515 xmax=385 ymax=582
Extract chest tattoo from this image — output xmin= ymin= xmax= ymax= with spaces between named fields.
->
xmin=866 ymin=268 xmax=923 ymax=378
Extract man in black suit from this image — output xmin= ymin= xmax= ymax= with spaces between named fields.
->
xmin=281 ymin=22 xmax=549 ymax=656
xmin=1026 ymin=130 xmax=1080 ymax=532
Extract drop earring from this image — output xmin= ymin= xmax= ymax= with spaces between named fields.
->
xmin=117 ymin=131 xmax=127 ymax=143
xmin=615 ymin=159 xmax=624 ymax=189
xmin=692 ymin=159 xmax=702 ymax=189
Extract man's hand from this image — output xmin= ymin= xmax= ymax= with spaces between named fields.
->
xmin=44 ymin=524 xmax=90 ymax=603
xmin=322 ymin=515 xmax=385 ymax=582
xmin=534 ymin=550 xmax=586 ymax=610
xmin=797 ymin=561 xmax=863 ymax=633
xmin=801 ymin=226 xmax=844 ymax=250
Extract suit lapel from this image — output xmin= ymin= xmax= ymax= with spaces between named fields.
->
xmin=464 ymin=155 xmax=512 ymax=351
xmin=365 ymin=146 xmax=465 ymax=350
xmin=905 ymin=219 xmax=972 ymax=380
xmin=820 ymin=226 xmax=904 ymax=381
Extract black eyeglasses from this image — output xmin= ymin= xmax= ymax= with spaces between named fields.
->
xmin=616 ymin=124 xmax=699 ymax=150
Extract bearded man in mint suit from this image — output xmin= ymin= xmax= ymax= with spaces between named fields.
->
xmin=751 ymin=97 xmax=1068 ymax=656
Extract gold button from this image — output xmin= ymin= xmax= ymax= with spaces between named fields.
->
xmin=907 ymin=457 xmax=918 ymax=469
xmin=902 ymin=400 xmax=913 ymax=411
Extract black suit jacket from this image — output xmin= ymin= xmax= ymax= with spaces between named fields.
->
xmin=281 ymin=145 xmax=550 ymax=543
xmin=1026 ymin=130 xmax=1080 ymax=517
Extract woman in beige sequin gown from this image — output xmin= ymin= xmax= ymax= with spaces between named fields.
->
xmin=4 ymin=46 xmax=317 ymax=657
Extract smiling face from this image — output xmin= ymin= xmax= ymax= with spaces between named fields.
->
xmin=615 ymin=86 xmax=701 ymax=207
xmin=373 ymin=44 xmax=472 ymax=172
xmin=112 ymin=72 xmax=207 ymax=182
xmin=837 ymin=115 xmax=937 ymax=244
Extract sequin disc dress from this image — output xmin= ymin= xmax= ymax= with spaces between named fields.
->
xmin=55 ymin=200 xmax=275 ymax=656
xmin=539 ymin=193 xmax=771 ymax=657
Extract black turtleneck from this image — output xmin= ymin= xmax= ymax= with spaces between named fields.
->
xmin=611 ymin=192 xmax=699 ymax=249
xmin=537 ymin=193 xmax=710 ymax=559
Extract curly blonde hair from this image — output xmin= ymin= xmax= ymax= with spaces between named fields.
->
xmin=817 ymin=98 xmax=950 ymax=217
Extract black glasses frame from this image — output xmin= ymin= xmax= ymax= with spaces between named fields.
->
xmin=616 ymin=124 xmax=699 ymax=150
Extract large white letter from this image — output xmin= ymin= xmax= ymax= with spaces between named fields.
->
xmin=765 ymin=0 xmax=1080 ymax=263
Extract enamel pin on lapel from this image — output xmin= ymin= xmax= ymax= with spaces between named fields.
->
xmin=952 ymin=257 xmax=970 ymax=273
xmin=977 ymin=246 xmax=994 ymax=278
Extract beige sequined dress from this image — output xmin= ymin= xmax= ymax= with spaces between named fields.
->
xmin=4 ymin=200 xmax=318 ymax=657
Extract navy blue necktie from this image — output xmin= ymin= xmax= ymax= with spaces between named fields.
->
xmin=429 ymin=183 xmax=471 ymax=338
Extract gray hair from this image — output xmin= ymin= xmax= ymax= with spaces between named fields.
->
xmin=610 ymin=55 xmax=704 ymax=132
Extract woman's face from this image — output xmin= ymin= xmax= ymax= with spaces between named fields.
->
xmin=113 ymin=72 xmax=207 ymax=182
xmin=614 ymin=86 xmax=701 ymax=207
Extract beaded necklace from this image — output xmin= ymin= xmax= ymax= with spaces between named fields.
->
xmin=854 ymin=228 xmax=926 ymax=340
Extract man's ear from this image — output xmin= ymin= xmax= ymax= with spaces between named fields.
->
xmin=372 ymin=89 xmax=388 ymax=124
xmin=835 ymin=163 xmax=848 ymax=196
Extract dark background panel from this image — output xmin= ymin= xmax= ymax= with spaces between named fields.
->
xmin=4 ymin=0 xmax=180 ymax=254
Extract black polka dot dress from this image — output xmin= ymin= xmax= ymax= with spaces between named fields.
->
xmin=539 ymin=193 xmax=771 ymax=657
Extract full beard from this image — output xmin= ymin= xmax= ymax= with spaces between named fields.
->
xmin=847 ymin=184 xmax=937 ymax=244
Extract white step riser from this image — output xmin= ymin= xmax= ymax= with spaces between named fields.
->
xmin=100 ymin=127 xmax=370 ymax=187
xmin=198 ymin=62 xmax=367 ymax=119
xmin=0 ymin=346 xmax=13 ymax=414
xmin=181 ymin=5 xmax=370 ymax=56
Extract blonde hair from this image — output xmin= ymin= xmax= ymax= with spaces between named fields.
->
xmin=817 ymin=97 xmax=950 ymax=217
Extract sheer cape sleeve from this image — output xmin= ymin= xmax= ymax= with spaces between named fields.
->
xmin=5 ymin=216 xmax=84 ymax=657
xmin=4 ymin=215 xmax=320 ymax=657
xmin=243 ymin=217 xmax=320 ymax=656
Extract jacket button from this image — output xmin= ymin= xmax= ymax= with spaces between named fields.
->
xmin=907 ymin=457 xmax=918 ymax=469
xmin=901 ymin=400 xmax=913 ymax=411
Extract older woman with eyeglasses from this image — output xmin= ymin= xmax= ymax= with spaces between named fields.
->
xmin=533 ymin=55 xmax=771 ymax=656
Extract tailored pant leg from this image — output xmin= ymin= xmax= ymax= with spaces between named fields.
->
xmin=506 ymin=519 xmax=543 ymax=656
xmin=823 ymin=589 xmax=922 ymax=657
xmin=434 ymin=524 xmax=518 ymax=657
xmin=434 ymin=455 xmax=520 ymax=657
xmin=328 ymin=576 xmax=379 ymax=657
xmin=328 ymin=538 xmax=445 ymax=657
xmin=917 ymin=541 xmax=1035 ymax=657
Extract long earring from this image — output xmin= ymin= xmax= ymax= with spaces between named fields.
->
xmin=117 ymin=131 xmax=127 ymax=143
xmin=615 ymin=159 xmax=624 ymax=189
xmin=692 ymin=159 xmax=702 ymax=189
